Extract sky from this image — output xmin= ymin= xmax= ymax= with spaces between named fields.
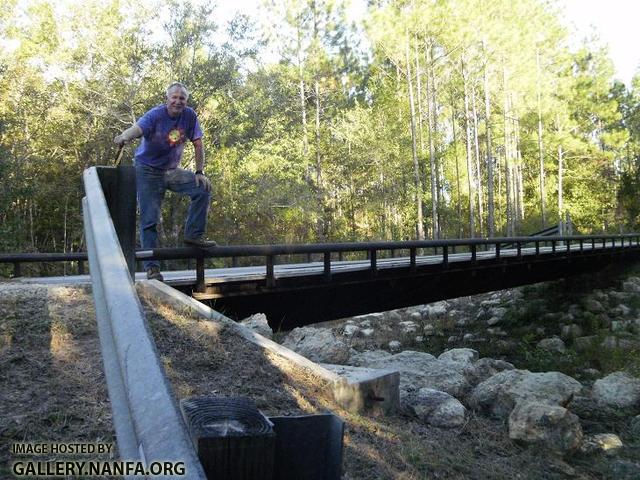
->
xmin=560 ymin=0 xmax=640 ymax=86
xmin=213 ymin=0 xmax=640 ymax=87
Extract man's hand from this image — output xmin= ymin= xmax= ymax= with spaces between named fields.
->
xmin=195 ymin=172 xmax=212 ymax=192
xmin=114 ymin=125 xmax=143 ymax=145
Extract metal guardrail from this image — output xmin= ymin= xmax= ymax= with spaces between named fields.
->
xmin=82 ymin=167 xmax=206 ymax=479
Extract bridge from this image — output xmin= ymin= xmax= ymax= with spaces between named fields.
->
xmin=5 ymin=225 xmax=638 ymax=330
xmin=4 ymin=165 xmax=640 ymax=479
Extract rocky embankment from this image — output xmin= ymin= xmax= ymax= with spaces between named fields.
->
xmin=242 ymin=270 xmax=640 ymax=476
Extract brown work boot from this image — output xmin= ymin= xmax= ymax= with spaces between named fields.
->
xmin=183 ymin=237 xmax=217 ymax=248
xmin=146 ymin=266 xmax=164 ymax=281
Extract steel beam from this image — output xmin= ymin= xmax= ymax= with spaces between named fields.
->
xmin=83 ymin=167 xmax=206 ymax=479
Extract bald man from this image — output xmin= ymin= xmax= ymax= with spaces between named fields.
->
xmin=114 ymin=82 xmax=215 ymax=281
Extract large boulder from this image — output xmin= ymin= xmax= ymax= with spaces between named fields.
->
xmin=622 ymin=277 xmax=640 ymax=293
xmin=358 ymin=350 xmax=471 ymax=398
xmin=405 ymin=388 xmax=466 ymax=428
xmin=584 ymin=297 xmax=605 ymax=314
xmin=469 ymin=369 xmax=582 ymax=418
xmin=438 ymin=348 xmax=479 ymax=364
xmin=281 ymin=327 xmax=351 ymax=364
xmin=536 ymin=337 xmax=566 ymax=353
xmin=580 ymin=433 xmax=623 ymax=454
xmin=508 ymin=401 xmax=583 ymax=454
xmin=462 ymin=358 xmax=515 ymax=388
xmin=592 ymin=371 xmax=640 ymax=410
xmin=422 ymin=301 xmax=448 ymax=318
xmin=239 ymin=313 xmax=273 ymax=339
xmin=347 ymin=350 xmax=392 ymax=366
xmin=569 ymin=394 xmax=618 ymax=421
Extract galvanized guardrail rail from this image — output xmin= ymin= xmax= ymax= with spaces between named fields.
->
xmin=82 ymin=166 xmax=206 ymax=479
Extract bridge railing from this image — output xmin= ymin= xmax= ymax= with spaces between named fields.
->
xmin=3 ymin=234 xmax=639 ymax=283
xmin=134 ymin=233 xmax=640 ymax=290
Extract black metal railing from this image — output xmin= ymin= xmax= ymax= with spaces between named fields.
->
xmin=3 ymin=234 xmax=640 ymax=286
xmin=145 ymin=234 xmax=639 ymax=291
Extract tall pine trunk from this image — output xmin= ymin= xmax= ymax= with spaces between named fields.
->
xmin=462 ymin=58 xmax=476 ymax=237
xmin=297 ymin=27 xmax=308 ymax=158
xmin=427 ymin=43 xmax=439 ymax=239
xmin=406 ymin=35 xmax=425 ymax=239
xmin=536 ymin=49 xmax=547 ymax=227
xmin=558 ymin=144 xmax=564 ymax=220
xmin=451 ymin=99 xmax=463 ymax=238
xmin=314 ymin=78 xmax=325 ymax=241
xmin=484 ymin=61 xmax=495 ymax=237
xmin=471 ymin=84 xmax=484 ymax=236
xmin=516 ymin=121 xmax=525 ymax=225
xmin=502 ymin=65 xmax=513 ymax=236
xmin=311 ymin=6 xmax=324 ymax=241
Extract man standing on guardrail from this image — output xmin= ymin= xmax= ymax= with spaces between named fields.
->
xmin=113 ymin=82 xmax=216 ymax=281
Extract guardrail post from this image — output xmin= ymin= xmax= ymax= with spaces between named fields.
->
xmin=266 ymin=255 xmax=275 ymax=287
xmin=370 ymin=249 xmax=377 ymax=276
xmin=324 ymin=252 xmax=331 ymax=282
xmin=13 ymin=261 xmax=21 ymax=277
xmin=95 ymin=166 xmax=137 ymax=277
xmin=517 ymin=242 xmax=522 ymax=259
xmin=442 ymin=245 xmax=448 ymax=268
xmin=410 ymin=247 xmax=416 ymax=272
xmin=471 ymin=244 xmax=477 ymax=264
xmin=196 ymin=256 xmax=205 ymax=292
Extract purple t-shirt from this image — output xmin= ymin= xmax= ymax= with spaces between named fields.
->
xmin=134 ymin=105 xmax=203 ymax=170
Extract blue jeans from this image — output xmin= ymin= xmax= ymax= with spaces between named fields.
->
xmin=135 ymin=163 xmax=211 ymax=270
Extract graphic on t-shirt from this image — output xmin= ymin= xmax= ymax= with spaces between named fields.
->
xmin=167 ymin=128 xmax=184 ymax=146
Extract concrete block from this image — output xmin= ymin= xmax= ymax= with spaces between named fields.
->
xmin=324 ymin=364 xmax=400 ymax=416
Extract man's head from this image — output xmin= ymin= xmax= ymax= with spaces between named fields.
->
xmin=166 ymin=82 xmax=189 ymax=117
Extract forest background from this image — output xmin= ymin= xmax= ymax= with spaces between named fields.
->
xmin=2 ymin=0 xmax=640 ymax=272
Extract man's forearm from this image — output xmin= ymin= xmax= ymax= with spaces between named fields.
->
xmin=115 ymin=124 xmax=143 ymax=144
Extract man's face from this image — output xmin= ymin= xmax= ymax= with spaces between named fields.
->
xmin=166 ymin=87 xmax=188 ymax=117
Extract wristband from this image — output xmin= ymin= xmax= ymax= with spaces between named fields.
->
xmin=195 ymin=170 xmax=204 ymax=175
